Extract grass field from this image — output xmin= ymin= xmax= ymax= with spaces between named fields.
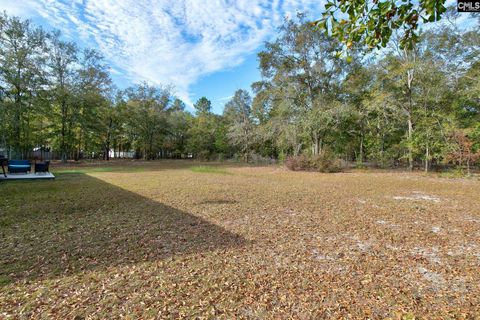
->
xmin=1 ymin=160 xmax=480 ymax=318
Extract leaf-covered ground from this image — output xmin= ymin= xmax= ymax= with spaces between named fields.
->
xmin=1 ymin=161 xmax=480 ymax=319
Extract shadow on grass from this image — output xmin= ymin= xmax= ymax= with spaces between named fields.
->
xmin=0 ymin=173 xmax=246 ymax=284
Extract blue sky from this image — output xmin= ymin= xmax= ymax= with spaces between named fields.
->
xmin=1 ymin=0 xmax=474 ymax=113
xmin=0 ymin=0 xmax=324 ymax=113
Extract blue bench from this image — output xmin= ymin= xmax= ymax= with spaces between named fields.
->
xmin=8 ymin=160 xmax=31 ymax=174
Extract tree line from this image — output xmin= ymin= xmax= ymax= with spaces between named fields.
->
xmin=0 ymin=12 xmax=478 ymax=171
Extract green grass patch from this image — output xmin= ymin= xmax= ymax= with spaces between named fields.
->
xmin=0 ymin=275 xmax=12 ymax=285
xmin=190 ymin=166 xmax=230 ymax=174
xmin=55 ymin=167 xmax=147 ymax=174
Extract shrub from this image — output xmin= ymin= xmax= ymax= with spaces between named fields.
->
xmin=446 ymin=130 xmax=480 ymax=175
xmin=310 ymin=150 xmax=342 ymax=173
xmin=285 ymin=151 xmax=343 ymax=173
xmin=196 ymin=151 xmax=211 ymax=161
xmin=285 ymin=154 xmax=310 ymax=171
xmin=249 ymin=152 xmax=276 ymax=165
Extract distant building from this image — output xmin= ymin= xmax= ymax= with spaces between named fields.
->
xmin=108 ymin=150 xmax=135 ymax=159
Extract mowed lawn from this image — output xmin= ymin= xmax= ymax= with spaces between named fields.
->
xmin=1 ymin=161 xmax=480 ymax=319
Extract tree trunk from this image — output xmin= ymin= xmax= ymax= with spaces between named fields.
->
xmin=61 ymin=99 xmax=68 ymax=163
xmin=61 ymin=121 xmax=66 ymax=162
xmin=76 ymin=130 xmax=82 ymax=161
xmin=407 ymin=112 xmax=413 ymax=171
xmin=425 ymin=144 xmax=429 ymax=172
xmin=104 ymin=118 xmax=113 ymax=161
xmin=294 ymin=143 xmax=302 ymax=156
xmin=13 ymin=96 xmax=22 ymax=158
xmin=312 ymin=132 xmax=320 ymax=156
xmin=359 ymin=135 xmax=364 ymax=164
xmin=405 ymin=48 xmax=415 ymax=171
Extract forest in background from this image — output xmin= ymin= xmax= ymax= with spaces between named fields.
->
xmin=0 ymin=11 xmax=479 ymax=172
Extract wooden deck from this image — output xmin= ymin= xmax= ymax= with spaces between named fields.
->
xmin=0 ymin=172 xmax=55 ymax=180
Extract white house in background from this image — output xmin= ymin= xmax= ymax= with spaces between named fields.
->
xmin=108 ymin=150 xmax=135 ymax=159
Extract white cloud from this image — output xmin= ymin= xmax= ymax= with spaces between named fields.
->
xmin=217 ymin=95 xmax=234 ymax=102
xmin=0 ymin=0 xmax=35 ymax=17
xmin=0 ymin=0 xmax=323 ymax=106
